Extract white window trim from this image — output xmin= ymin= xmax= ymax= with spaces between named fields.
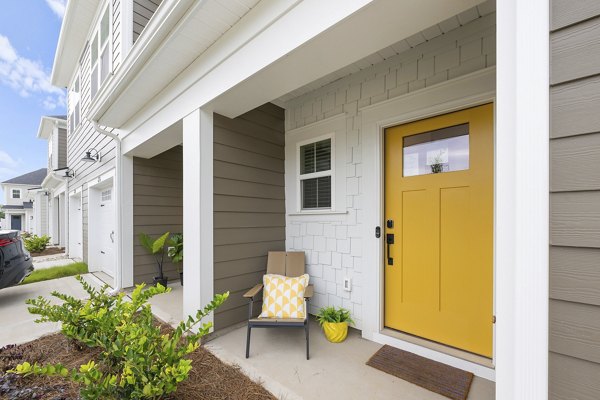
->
xmin=285 ymin=113 xmax=347 ymax=216
xmin=68 ymin=70 xmax=81 ymax=135
xmin=297 ymin=134 xmax=334 ymax=211
xmin=90 ymin=1 xmax=113 ymax=99
xmin=11 ymin=189 xmax=21 ymax=199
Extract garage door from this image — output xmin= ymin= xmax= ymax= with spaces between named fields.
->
xmin=98 ymin=188 xmax=115 ymax=276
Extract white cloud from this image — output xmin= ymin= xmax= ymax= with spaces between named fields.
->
xmin=0 ymin=151 xmax=23 ymax=183
xmin=0 ymin=34 xmax=65 ymax=110
xmin=45 ymin=0 xmax=67 ymax=18
xmin=0 ymin=150 xmax=19 ymax=169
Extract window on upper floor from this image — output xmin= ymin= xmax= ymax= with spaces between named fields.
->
xmin=90 ymin=5 xmax=111 ymax=99
xmin=68 ymin=74 xmax=80 ymax=134
xmin=299 ymin=138 xmax=332 ymax=209
xmin=12 ymin=189 xmax=21 ymax=199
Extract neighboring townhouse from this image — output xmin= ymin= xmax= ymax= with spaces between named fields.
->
xmin=49 ymin=0 xmax=599 ymax=398
xmin=0 ymin=168 xmax=47 ymax=235
xmin=37 ymin=115 xmax=71 ymax=249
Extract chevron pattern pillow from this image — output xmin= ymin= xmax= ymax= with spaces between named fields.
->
xmin=260 ymin=274 xmax=309 ymax=319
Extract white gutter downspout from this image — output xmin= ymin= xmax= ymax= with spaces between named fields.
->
xmin=91 ymin=121 xmax=123 ymax=295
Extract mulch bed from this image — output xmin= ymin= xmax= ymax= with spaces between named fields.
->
xmin=0 ymin=332 xmax=275 ymax=400
xmin=30 ymin=247 xmax=65 ymax=257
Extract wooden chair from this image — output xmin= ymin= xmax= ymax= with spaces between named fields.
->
xmin=243 ymin=251 xmax=314 ymax=360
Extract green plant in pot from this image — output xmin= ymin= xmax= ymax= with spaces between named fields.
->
xmin=167 ymin=233 xmax=183 ymax=285
xmin=316 ymin=306 xmax=354 ymax=343
xmin=139 ymin=232 xmax=170 ymax=287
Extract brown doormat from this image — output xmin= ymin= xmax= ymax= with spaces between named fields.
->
xmin=366 ymin=345 xmax=474 ymax=400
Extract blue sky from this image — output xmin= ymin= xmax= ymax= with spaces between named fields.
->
xmin=0 ymin=0 xmax=66 ymax=200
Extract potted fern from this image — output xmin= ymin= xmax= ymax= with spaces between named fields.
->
xmin=167 ymin=233 xmax=183 ymax=285
xmin=139 ymin=232 xmax=170 ymax=287
xmin=316 ymin=306 xmax=354 ymax=343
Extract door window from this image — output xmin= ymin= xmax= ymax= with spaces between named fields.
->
xmin=403 ymin=123 xmax=469 ymax=177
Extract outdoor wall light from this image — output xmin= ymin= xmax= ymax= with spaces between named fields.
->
xmin=53 ymin=166 xmax=74 ymax=178
xmin=81 ymin=148 xmax=100 ymax=163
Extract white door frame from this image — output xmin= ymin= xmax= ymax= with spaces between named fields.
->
xmin=87 ymin=170 xmax=116 ymax=276
xmin=361 ymin=67 xmax=496 ymax=380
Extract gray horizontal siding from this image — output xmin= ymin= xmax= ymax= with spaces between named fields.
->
xmin=132 ymin=146 xmax=182 ymax=284
xmin=213 ymin=104 xmax=285 ymax=330
xmin=132 ymin=0 xmax=162 ymax=43
xmin=550 ymin=4 xmax=600 ymax=398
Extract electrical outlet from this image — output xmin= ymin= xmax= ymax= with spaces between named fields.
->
xmin=343 ymin=277 xmax=352 ymax=292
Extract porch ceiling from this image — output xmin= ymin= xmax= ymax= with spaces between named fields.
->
xmin=207 ymin=0 xmax=489 ymax=118
xmin=275 ymin=0 xmax=496 ymax=105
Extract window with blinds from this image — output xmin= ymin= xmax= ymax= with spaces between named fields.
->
xmin=299 ymin=138 xmax=332 ymax=209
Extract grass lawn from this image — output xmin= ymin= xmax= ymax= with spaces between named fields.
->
xmin=21 ymin=262 xmax=88 ymax=285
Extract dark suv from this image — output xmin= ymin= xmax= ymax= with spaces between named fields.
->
xmin=0 ymin=230 xmax=34 ymax=289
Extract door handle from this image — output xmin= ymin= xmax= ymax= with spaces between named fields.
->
xmin=110 ymin=231 xmax=114 ymax=243
xmin=100 ymin=251 xmax=105 ymax=254
xmin=386 ymin=234 xmax=394 ymax=265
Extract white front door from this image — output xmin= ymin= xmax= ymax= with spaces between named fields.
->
xmin=98 ymin=188 xmax=115 ymax=276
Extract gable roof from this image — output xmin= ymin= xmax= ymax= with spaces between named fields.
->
xmin=2 ymin=168 xmax=47 ymax=185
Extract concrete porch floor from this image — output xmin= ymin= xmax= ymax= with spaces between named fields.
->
xmin=145 ymin=285 xmax=495 ymax=400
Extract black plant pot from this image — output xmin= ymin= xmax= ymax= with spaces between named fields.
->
xmin=179 ymin=272 xmax=183 ymax=286
xmin=154 ymin=276 xmax=168 ymax=287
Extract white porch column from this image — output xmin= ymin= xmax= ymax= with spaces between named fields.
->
xmin=496 ymin=0 xmax=549 ymax=399
xmin=182 ymin=108 xmax=214 ymax=327
xmin=120 ymin=154 xmax=134 ymax=288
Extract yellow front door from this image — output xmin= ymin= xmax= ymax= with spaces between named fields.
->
xmin=384 ymin=103 xmax=494 ymax=357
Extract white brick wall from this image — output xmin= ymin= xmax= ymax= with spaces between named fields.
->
xmin=284 ymin=13 xmax=495 ymax=329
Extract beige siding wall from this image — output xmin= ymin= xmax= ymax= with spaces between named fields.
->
xmin=213 ymin=104 xmax=286 ymax=329
xmin=57 ymin=127 xmax=67 ymax=169
xmin=133 ymin=0 xmax=163 ymax=43
xmin=133 ymin=146 xmax=183 ymax=284
xmin=550 ymin=2 xmax=600 ymax=398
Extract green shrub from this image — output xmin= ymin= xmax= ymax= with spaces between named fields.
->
xmin=315 ymin=306 xmax=354 ymax=326
xmin=23 ymin=234 xmax=51 ymax=253
xmin=10 ymin=275 xmax=228 ymax=399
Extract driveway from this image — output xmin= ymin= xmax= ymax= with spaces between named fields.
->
xmin=0 ymin=274 xmax=100 ymax=347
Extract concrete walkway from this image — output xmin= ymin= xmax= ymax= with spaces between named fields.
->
xmin=31 ymin=253 xmax=78 ymax=270
xmin=207 ymin=322 xmax=495 ymax=400
xmin=0 ymin=274 xmax=102 ymax=346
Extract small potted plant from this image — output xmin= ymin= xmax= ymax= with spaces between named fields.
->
xmin=167 ymin=233 xmax=183 ymax=285
xmin=139 ymin=232 xmax=170 ymax=287
xmin=316 ymin=306 xmax=354 ymax=343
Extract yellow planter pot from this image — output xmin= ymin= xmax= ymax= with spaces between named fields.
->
xmin=322 ymin=321 xmax=348 ymax=343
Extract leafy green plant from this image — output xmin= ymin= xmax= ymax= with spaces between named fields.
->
xmin=10 ymin=275 xmax=228 ymax=399
xmin=139 ymin=232 xmax=170 ymax=285
xmin=23 ymin=234 xmax=51 ymax=253
xmin=167 ymin=233 xmax=183 ymax=267
xmin=315 ymin=306 xmax=355 ymax=326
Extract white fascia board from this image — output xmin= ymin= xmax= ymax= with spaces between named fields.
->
xmin=87 ymin=0 xmax=197 ymax=123
xmin=37 ymin=116 xmax=67 ymax=140
xmin=51 ymin=0 xmax=101 ymax=87
xmin=93 ymin=0 xmax=299 ymax=128
xmin=120 ymin=0 xmax=481 ymax=156
xmin=120 ymin=0 xmax=372 ymax=154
